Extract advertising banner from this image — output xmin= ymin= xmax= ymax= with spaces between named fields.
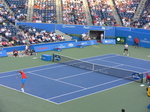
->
xmin=116 ymin=37 xmax=126 ymax=44
xmin=34 ymin=40 xmax=98 ymax=52
xmin=116 ymin=30 xmax=150 ymax=48
xmin=102 ymin=39 xmax=116 ymax=44
xmin=0 ymin=50 xmax=8 ymax=57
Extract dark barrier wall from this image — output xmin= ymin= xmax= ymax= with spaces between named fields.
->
xmin=16 ymin=22 xmax=115 ymax=37
xmin=3 ymin=41 xmax=76 ymax=52
xmin=115 ymin=30 xmax=150 ymax=48
xmin=16 ymin=22 xmax=150 ymax=48
xmin=131 ymin=28 xmax=150 ymax=34
xmin=34 ymin=40 xmax=98 ymax=52
xmin=17 ymin=22 xmax=55 ymax=32
xmin=55 ymin=24 xmax=115 ymax=37
xmin=30 ymin=40 xmax=75 ymax=49
xmin=3 ymin=46 xmax=25 ymax=52
xmin=0 ymin=50 xmax=8 ymax=57
xmin=115 ymin=27 xmax=131 ymax=31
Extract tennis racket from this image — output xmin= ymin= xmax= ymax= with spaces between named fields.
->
xmin=16 ymin=73 xmax=19 ymax=79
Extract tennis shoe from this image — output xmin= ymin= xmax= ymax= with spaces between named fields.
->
xmin=21 ymin=88 xmax=25 ymax=93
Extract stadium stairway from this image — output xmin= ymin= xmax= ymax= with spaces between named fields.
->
xmin=109 ymin=0 xmax=123 ymax=26
xmin=133 ymin=0 xmax=147 ymax=21
xmin=0 ymin=0 xmax=13 ymax=14
xmin=55 ymin=30 xmax=72 ymax=41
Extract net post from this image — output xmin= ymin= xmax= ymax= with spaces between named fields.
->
xmin=141 ymin=73 xmax=143 ymax=83
xmin=92 ymin=64 xmax=94 ymax=71
xmin=52 ymin=53 xmax=55 ymax=62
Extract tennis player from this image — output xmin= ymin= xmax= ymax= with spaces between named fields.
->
xmin=123 ymin=43 xmax=129 ymax=56
xmin=17 ymin=70 xmax=29 ymax=92
xmin=146 ymin=73 xmax=150 ymax=85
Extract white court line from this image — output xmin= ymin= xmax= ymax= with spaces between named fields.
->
xmin=0 ymin=54 xmax=147 ymax=104
xmin=115 ymin=54 xmax=150 ymax=62
xmin=90 ymin=57 xmax=149 ymax=71
xmin=83 ymin=54 xmax=119 ymax=60
xmin=27 ymin=65 xmax=66 ymax=73
xmin=0 ymin=84 xmax=58 ymax=104
xmin=0 ymin=63 xmax=58 ymax=74
xmin=0 ymin=74 xmax=17 ymax=78
xmin=48 ymin=78 xmax=126 ymax=100
xmin=86 ymin=55 xmax=149 ymax=72
xmin=55 ymin=81 xmax=134 ymax=104
xmin=29 ymin=72 xmax=86 ymax=89
xmin=0 ymin=54 xmax=115 ymax=74
xmin=57 ymin=71 xmax=93 ymax=80
xmin=0 ymin=65 xmax=66 ymax=78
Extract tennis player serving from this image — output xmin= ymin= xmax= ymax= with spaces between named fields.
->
xmin=17 ymin=70 xmax=29 ymax=92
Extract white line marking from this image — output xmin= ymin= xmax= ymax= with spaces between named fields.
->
xmin=48 ymin=78 xmax=125 ymax=100
xmin=57 ymin=71 xmax=93 ymax=80
xmin=0 ymin=84 xmax=59 ymax=104
xmin=56 ymin=81 xmax=134 ymax=104
xmin=29 ymin=72 xmax=86 ymax=89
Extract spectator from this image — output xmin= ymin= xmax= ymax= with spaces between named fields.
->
xmin=13 ymin=49 xmax=19 ymax=57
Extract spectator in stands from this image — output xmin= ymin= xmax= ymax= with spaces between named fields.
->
xmin=2 ymin=41 xmax=7 ymax=47
xmin=0 ymin=41 xmax=3 ymax=48
xmin=62 ymin=0 xmax=87 ymax=25
xmin=13 ymin=49 xmax=19 ymax=57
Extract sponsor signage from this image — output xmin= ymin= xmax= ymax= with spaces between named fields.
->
xmin=102 ymin=39 xmax=116 ymax=44
xmin=0 ymin=50 xmax=8 ymax=57
xmin=34 ymin=40 xmax=98 ymax=52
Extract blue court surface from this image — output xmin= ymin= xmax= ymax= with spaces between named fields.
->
xmin=0 ymin=54 xmax=150 ymax=104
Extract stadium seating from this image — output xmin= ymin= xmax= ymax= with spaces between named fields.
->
xmin=33 ymin=0 xmax=57 ymax=23
xmin=0 ymin=0 xmax=149 ymax=48
xmin=5 ymin=0 xmax=28 ymax=22
xmin=132 ymin=0 xmax=150 ymax=28
xmin=88 ymin=0 xmax=117 ymax=26
xmin=114 ymin=0 xmax=140 ymax=27
xmin=62 ymin=0 xmax=87 ymax=25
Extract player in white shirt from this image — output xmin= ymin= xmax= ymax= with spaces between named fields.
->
xmin=123 ymin=43 xmax=129 ymax=56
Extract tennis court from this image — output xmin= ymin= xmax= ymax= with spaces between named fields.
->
xmin=1 ymin=44 xmax=150 ymax=112
xmin=0 ymin=53 xmax=148 ymax=104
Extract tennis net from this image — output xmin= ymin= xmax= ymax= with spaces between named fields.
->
xmin=52 ymin=53 xmax=143 ymax=83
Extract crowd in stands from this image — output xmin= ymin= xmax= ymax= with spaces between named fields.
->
xmin=144 ymin=23 xmax=150 ymax=29
xmin=0 ymin=25 xmax=65 ymax=47
xmin=33 ymin=0 xmax=57 ymax=23
xmin=0 ymin=0 xmax=150 ymax=48
xmin=132 ymin=0 xmax=150 ymax=28
xmin=0 ymin=1 xmax=61 ymax=48
xmin=114 ymin=0 xmax=140 ymax=27
xmin=88 ymin=0 xmax=118 ymax=26
xmin=62 ymin=0 xmax=87 ymax=25
xmin=6 ymin=0 xmax=28 ymax=22
xmin=2 ymin=0 xmax=150 ymax=28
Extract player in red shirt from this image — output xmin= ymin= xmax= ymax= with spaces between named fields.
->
xmin=134 ymin=37 xmax=139 ymax=48
xmin=146 ymin=73 xmax=150 ymax=85
xmin=13 ymin=49 xmax=19 ymax=57
xmin=17 ymin=70 xmax=29 ymax=92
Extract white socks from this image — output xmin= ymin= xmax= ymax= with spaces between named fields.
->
xmin=21 ymin=88 xmax=24 ymax=92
